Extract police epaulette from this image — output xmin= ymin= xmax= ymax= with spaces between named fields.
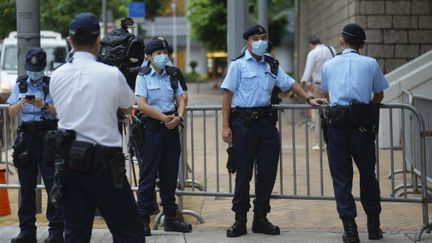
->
xmin=138 ymin=66 xmax=152 ymax=76
xmin=231 ymin=52 xmax=245 ymax=61
xmin=16 ymin=74 xmax=28 ymax=83
xmin=165 ymin=65 xmax=180 ymax=76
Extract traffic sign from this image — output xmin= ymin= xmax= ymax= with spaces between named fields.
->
xmin=128 ymin=2 xmax=145 ymax=18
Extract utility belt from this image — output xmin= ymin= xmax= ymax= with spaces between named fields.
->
xmin=231 ymin=106 xmax=278 ymax=126
xmin=140 ymin=111 xmax=176 ymax=131
xmin=19 ymin=120 xmax=58 ymax=133
xmin=322 ymin=101 xmax=380 ymax=133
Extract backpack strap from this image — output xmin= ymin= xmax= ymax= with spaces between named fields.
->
xmin=165 ymin=66 xmax=180 ymax=92
xmin=263 ymin=55 xmax=279 ymax=76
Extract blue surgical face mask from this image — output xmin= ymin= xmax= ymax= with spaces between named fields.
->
xmin=152 ymin=54 xmax=169 ymax=70
xmin=251 ymin=40 xmax=268 ymax=56
xmin=26 ymin=71 xmax=44 ymax=81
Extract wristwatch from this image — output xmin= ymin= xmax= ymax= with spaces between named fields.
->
xmin=306 ymin=96 xmax=315 ymax=105
xmin=43 ymin=102 xmax=49 ymax=110
xmin=178 ymin=116 xmax=184 ymax=123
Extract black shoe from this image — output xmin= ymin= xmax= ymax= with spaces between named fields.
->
xmin=164 ymin=216 xmax=192 ymax=233
xmin=367 ymin=214 xmax=383 ymax=240
xmin=226 ymin=214 xmax=247 ymax=238
xmin=11 ymin=232 xmax=37 ymax=243
xmin=44 ymin=234 xmax=64 ymax=243
xmin=142 ymin=215 xmax=151 ymax=236
xmin=252 ymin=216 xmax=280 ymax=235
xmin=342 ymin=219 xmax=360 ymax=243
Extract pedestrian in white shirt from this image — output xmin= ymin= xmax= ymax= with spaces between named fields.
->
xmin=301 ymin=36 xmax=335 ymax=150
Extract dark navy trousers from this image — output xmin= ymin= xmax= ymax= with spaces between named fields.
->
xmin=327 ymin=126 xmax=382 ymax=219
xmin=137 ymin=126 xmax=180 ymax=219
xmin=62 ymin=165 xmax=146 ymax=243
xmin=17 ymin=130 xmax=63 ymax=235
xmin=231 ymin=117 xmax=280 ymax=215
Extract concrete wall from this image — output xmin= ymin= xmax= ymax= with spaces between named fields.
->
xmin=298 ymin=0 xmax=432 ymax=76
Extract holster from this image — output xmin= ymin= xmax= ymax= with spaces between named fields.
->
xmin=320 ymin=109 xmax=329 ymax=144
xmin=12 ymin=130 xmax=29 ymax=168
xmin=348 ymin=101 xmax=372 ymax=127
xmin=327 ymin=106 xmax=349 ymax=127
xmin=226 ymin=145 xmax=235 ymax=174
xmin=68 ymin=141 xmax=95 ymax=173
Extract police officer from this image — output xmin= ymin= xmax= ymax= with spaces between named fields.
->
xmin=135 ymin=38 xmax=192 ymax=236
xmin=320 ymin=23 xmax=388 ymax=243
xmin=49 ymin=13 xmax=146 ymax=242
xmin=7 ymin=47 xmax=63 ymax=243
xmin=221 ymin=24 xmax=326 ymax=238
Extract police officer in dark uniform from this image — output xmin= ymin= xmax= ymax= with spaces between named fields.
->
xmin=49 ymin=13 xmax=146 ymax=243
xmin=135 ymin=38 xmax=192 ymax=236
xmin=221 ymin=24 xmax=326 ymax=238
xmin=7 ymin=47 xmax=63 ymax=243
xmin=320 ymin=23 xmax=389 ymax=243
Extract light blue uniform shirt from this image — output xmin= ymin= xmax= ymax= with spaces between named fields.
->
xmin=221 ymin=50 xmax=295 ymax=107
xmin=321 ymin=48 xmax=389 ymax=106
xmin=7 ymin=77 xmax=56 ymax=122
xmin=135 ymin=67 xmax=183 ymax=113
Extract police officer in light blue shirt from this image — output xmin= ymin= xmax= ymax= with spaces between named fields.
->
xmin=135 ymin=37 xmax=192 ymax=236
xmin=7 ymin=47 xmax=63 ymax=243
xmin=221 ymin=24 xmax=326 ymax=238
xmin=321 ymin=23 xmax=389 ymax=243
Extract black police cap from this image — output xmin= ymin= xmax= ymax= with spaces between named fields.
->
xmin=24 ymin=47 xmax=47 ymax=72
xmin=145 ymin=37 xmax=168 ymax=55
xmin=342 ymin=23 xmax=366 ymax=41
xmin=69 ymin=12 xmax=100 ymax=36
xmin=242 ymin=24 xmax=267 ymax=39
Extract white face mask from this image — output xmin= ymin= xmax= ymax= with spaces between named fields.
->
xmin=250 ymin=40 xmax=268 ymax=56
xmin=152 ymin=54 xmax=169 ymax=69
xmin=26 ymin=70 xmax=44 ymax=81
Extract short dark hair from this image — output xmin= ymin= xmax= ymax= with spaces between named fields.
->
xmin=70 ymin=29 xmax=99 ymax=47
xmin=309 ymin=36 xmax=321 ymax=45
xmin=342 ymin=34 xmax=364 ymax=50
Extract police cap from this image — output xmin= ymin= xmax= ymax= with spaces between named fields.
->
xmin=243 ymin=24 xmax=267 ymax=40
xmin=69 ymin=12 xmax=100 ymax=36
xmin=342 ymin=23 xmax=366 ymax=41
xmin=145 ymin=37 xmax=167 ymax=55
xmin=24 ymin=47 xmax=47 ymax=72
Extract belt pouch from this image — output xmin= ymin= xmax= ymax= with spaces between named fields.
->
xmin=68 ymin=141 xmax=94 ymax=172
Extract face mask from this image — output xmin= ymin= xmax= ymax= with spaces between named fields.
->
xmin=26 ymin=71 xmax=44 ymax=81
xmin=250 ymin=40 xmax=268 ymax=56
xmin=152 ymin=54 xmax=169 ymax=70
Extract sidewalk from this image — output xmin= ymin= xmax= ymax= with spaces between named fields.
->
xmin=0 ymin=226 xmax=426 ymax=243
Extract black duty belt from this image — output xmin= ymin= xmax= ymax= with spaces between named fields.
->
xmin=232 ymin=107 xmax=273 ymax=120
xmin=19 ymin=120 xmax=58 ymax=132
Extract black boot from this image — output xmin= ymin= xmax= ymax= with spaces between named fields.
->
xmin=342 ymin=219 xmax=360 ymax=243
xmin=367 ymin=214 xmax=383 ymax=240
xmin=10 ymin=232 xmax=37 ymax=243
xmin=142 ymin=215 xmax=151 ymax=236
xmin=44 ymin=234 xmax=64 ymax=243
xmin=252 ymin=214 xmax=280 ymax=235
xmin=226 ymin=213 xmax=247 ymax=237
xmin=164 ymin=216 xmax=192 ymax=233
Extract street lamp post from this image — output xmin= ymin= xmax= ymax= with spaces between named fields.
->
xmin=171 ymin=0 xmax=177 ymax=65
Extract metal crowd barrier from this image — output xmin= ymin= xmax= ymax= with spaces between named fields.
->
xmin=0 ymin=103 xmax=431 ymax=241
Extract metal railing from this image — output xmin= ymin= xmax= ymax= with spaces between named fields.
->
xmin=0 ymin=103 xmax=431 ymax=241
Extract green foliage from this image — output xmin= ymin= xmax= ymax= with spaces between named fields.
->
xmin=187 ymin=0 xmax=294 ymax=50
xmin=0 ymin=0 xmax=17 ymax=39
xmin=187 ymin=0 xmax=227 ymax=50
xmin=184 ymin=71 xmax=207 ymax=82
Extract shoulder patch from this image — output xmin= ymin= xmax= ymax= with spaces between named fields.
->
xmin=231 ymin=51 xmax=245 ymax=61
xmin=138 ymin=66 xmax=152 ymax=76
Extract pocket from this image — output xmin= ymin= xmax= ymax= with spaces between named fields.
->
xmin=147 ymin=84 xmax=161 ymax=104
xmin=240 ymin=71 xmax=258 ymax=90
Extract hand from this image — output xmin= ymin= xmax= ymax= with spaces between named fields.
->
xmin=309 ymin=98 xmax=328 ymax=106
xmin=164 ymin=116 xmax=180 ymax=129
xmin=222 ymin=126 xmax=232 ymax=144
xmin=28 ymin=97 xmax=45 ymax=108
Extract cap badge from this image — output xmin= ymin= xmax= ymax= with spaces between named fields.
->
xmin=31 ymin=56 xmax=38 ymax=64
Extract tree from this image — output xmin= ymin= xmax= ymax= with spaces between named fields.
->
xmin=0 ymin=0 xmax=131 ymax=39
xmin=186 ymin=0 xmax=227 ymax=50
xmin=0 ymin=0 xmax=17 ymax=39
xmin=187 ymin=0 xmax=294 ymax=50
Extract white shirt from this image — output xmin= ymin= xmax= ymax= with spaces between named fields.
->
xmin=301 ymin=44 xmax=336 ymax=83
xmin=50 ymin=51 xmax=136 ymax=147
